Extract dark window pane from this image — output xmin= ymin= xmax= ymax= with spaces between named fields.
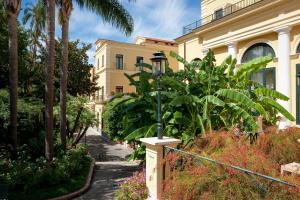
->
xmin=136 ymin=56 xmax=143 ymax=64
xmin=116 ymin=54 xmax=123 ymax=69
xmin=214 ymin=9 xmax=223 ymax=20
xmin=265 ymin=69 xmax=275 ymax=89
xmin=116 ymin=86 xmax=123 ymax=93
xmin=250 ymin=67 xmax=275 ymax=90
xmin=297 ymin=43 xmax=300 ymax=53
xmin=242 ymin=43 xmax=275 ymax=63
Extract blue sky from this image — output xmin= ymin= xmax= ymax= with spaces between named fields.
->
xmin=20 ymin=0 xmax=201 ymax=63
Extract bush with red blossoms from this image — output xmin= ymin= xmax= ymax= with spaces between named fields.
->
xmin=115 ymin=169 xmax=148 ymax=200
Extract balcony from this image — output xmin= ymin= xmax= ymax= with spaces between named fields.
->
xmin=182 ymin=0 xmax=264 ymax=35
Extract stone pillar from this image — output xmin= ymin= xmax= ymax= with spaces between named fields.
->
xmin=275 ymin=26 xmax=291 ymax=128
xmin=140 ymin=137 xmax=181 ymax=200
xmin=227 ymin=41 xmax=237 ymax=59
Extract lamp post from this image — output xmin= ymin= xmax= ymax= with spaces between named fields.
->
xmin=151 ymin=52 xmax=167 ymax=139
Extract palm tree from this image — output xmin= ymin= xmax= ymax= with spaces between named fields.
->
xmin=23 ymin=0 xmax=46 ymax=67
xmin=45 ymin=0 xmax=55 ymax=161
xmin=3 ymin=0 xmax=21 ymax=156
xmin=57 ymin=0 xmax=135 ymax=150
xmin=22 ymin=0 xmax=45 ymax=94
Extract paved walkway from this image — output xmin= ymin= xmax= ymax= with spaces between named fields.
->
xmin=74 ymin=128 xmax=141 ymax=200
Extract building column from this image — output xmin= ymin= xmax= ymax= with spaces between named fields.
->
xmin=275 ymin=26 xmax=292 ymax=127
xmin=227 ymin=41 xmax=237 ymax=59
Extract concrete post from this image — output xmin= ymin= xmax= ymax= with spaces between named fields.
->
xmin=140 ymin=137 xmax=181 ymax=200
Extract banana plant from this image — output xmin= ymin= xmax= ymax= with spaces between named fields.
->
xmin=103 ymin=49 xmax=295 ymax=159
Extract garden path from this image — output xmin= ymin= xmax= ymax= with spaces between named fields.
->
xmin=74 ymin=128 xmax=141 ymax=200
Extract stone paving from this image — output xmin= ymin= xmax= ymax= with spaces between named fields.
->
xmin=74 ymin=128 xmax=141 ymax=200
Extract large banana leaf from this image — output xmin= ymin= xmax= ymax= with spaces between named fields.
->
xmin=234 ymin=56 xmax=273 ymax=79
xmin=200 ymin=95 xmax=225 ymax=106
xmin=216 ymin=89 xmax=255 ymax=107
xmin=125 ymin=123 xmax=157 ymax=141
xmin=227 ymin=103 xmax=258 ymax=131
xmin=170 ymin=51 xmax=191 ymax=69
xmin=254 ymin=88 xmax=289 ymax=101
xmin=262 ymin=97 xmax=295 ymax=121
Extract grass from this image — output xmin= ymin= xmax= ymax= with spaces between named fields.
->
xmin=7 ymin=157 xmax=92 ymax=200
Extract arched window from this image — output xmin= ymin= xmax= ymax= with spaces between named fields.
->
xmin=241 ymin=43 xmax=275 ymax=63
xmin=297 ymin=43 xmax=300 ymax=53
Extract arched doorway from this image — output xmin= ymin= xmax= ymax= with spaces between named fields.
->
xmin=242 ymin=43 xmax=276 ymax=90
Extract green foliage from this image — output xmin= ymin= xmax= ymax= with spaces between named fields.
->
xmin=0 ymin=145 xmax=91 ymax=193
xmin=104 ymin=50 xmax=294 ymax=160
xmin=0 ymin=89 xmax=44 ymax=157
xmin=38 ymin=39 xmax=99 ymax=97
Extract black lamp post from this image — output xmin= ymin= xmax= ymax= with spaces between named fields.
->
xmin=151 ymin=52 xmax=167 ymax=139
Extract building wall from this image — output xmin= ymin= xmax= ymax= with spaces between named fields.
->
xmin=91 ymin=38 xmax=178 ymax=129
xmin=177 ymin=0 xmax=300 ymax=124
xmin=201 ymin=0 xmax=242 ymax=18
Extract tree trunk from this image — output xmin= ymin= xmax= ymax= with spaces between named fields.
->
xmin=45 ymin=0 xmax=55 ymax=161
xmin=72 ymin=126 xmax=88 ymax=147
xmin=7 ymin=10 xmax=18 ymax=156
xmin=60 ymin=18 xmax=69 ymax=151
xmin=70 ymin=106 xmax=83 ymax=138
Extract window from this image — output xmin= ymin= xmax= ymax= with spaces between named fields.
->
xmin=297 ymin=43 xmax=300 ymax=53
xmin=102 ymin=55 xmax=104 ymax=67
xmin=136 ymin=56 xmax=144 ymax=70
xmin=250 ymin=68 xmax=276 ymax=90
xmin=97 ymin=58 xmax=99 ymax=69
xmin=242 ymin=43 xmax=275 ymax=63
xmin=116 ymin=54 xmax=123 ymax=69
xmin=136 ymin=56 xmax=143 ymax=64
xmin=116 ymin=86 xmax=123 ymax=94
xmin=214 ymin=9 xmax=223 ymax=20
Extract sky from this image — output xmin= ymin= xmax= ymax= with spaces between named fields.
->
xmin=20 ymin=0 xmax=201 ymax=64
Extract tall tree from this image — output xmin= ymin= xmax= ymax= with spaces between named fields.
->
xmin=23 ymin=0 xmax=46 ymax=67
xmin=57 ymin=0 xmax=135 ymax=150
xmin=45 ymin=0 xmax=55 ymax=161
xmin=3 ymin=0 xmax=21 ymax=156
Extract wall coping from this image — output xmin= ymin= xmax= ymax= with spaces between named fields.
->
xmin=140 ymin=137 xmax=181 ymax=146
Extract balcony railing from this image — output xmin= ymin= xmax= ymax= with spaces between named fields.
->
xmin=182 ymin=0 xmax=264 ymax=35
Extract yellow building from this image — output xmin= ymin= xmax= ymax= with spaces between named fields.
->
xmin=176 ymin=0 xmax=300 ymax=125
xmin=90 ymin=37 xmax=178 ymax=129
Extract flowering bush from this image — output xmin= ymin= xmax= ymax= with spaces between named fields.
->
xmin=163 ymin=128 xmax=300 ymax=199
xmin=115 ymin=169 xmax=148 ymax=200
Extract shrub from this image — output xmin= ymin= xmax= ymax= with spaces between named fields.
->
xmin=115 ymin=169 xmax=148 ymax=200
xmin=256 ymin=127 xmax=300 ymax=165
xmin=163 ymin=129 xmax=300 ymax=199
xmin=0 ymin=145 xmax=91 ymax=192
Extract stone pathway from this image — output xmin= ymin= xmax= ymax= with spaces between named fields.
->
xmin=74 ymin=128 xmax=141 ymax=200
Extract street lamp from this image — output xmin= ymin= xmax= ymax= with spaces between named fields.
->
xmin=151 ymin=52 xmax=167 ymax=139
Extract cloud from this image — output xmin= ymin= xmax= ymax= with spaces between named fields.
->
xmin=21 ymin=0 xmax=200 ymax=64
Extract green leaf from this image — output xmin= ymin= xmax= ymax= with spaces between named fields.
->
xmin=255 ymin=103 xmax=267 ymax=118
xmin=216 ymin=89 xmax=255 ymax=107
xmin=228 ymin=103 xmax=258 ymax=132
xmin=262 ymin=97 xmax=295 ymax=121
xmin=234 ymin=56 xmax=272 ymax=79
xmin=170 ymin=51 xmax=191 ymax=69
xmin=200 ymin=95 xmax=225 ymax=106
xmin=254 ymin=88 xmax=289 ymax=101
xmin=196 ymin=115 xmax=205 ymax=134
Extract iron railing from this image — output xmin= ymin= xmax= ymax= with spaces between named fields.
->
xmin=163 ymin=146 xmax=297 ymax=194
xmin=182 ymin=0 xmax=264 ymax=35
